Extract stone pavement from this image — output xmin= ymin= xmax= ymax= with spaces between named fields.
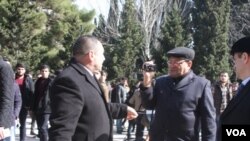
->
xmin=15 ymin=116 xmax=148 ymax=141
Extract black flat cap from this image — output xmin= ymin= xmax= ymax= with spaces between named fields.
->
xmin=167 ymin=47 xmax=195 ymax=60
xmin=230 ymin=36 xmax=250 ymax=55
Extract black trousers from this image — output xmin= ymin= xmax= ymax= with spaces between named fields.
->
xmin=19 ymin=107 xmax=29 ymax=141
xmin=135 ymin=114 xmax=146 ymax=140
xmin=36 ymin=113 xmax=50 ymax=141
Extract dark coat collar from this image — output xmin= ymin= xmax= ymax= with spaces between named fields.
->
xmin=69 ymin=58 xmax=102 ymax=94
xmin=169 ymin=70 xmax=195 ymax=89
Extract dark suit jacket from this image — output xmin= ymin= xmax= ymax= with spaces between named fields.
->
xmin=218 ymin=80 xmax=250 ymax=141
xmin=0 ymin=59 xmax=14 ymax=128
xmin=49 ymin=58 xmax=127 ymax=141
xmin=221 ymin=80 xmax=250 ymax=124
xmin=141 ymin=71 xmax=216 ymax=141
xmin=15 ymin=74 xmax=34 ymax=108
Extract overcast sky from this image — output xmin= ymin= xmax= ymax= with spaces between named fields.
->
xmin=75 ymin=0 xmax=110 ymax=19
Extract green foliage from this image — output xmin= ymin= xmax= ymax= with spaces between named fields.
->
xmin=0 ymin=0 xmax=47 ymax=71
xmin=106 ymin=0 xmax=143 ymax=81
xmin=40 ymin=0 xmax=95 ymax=70
xmin=192 ymin=0 xmax=231 ymax=82
xmin=0 ymin=0 xmax=95 ymax=74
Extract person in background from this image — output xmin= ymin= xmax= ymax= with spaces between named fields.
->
xmin=218 ymin=36 xmax=250 ymax=141
xmin=213 ymin=71 xmax=232 ymax=125
xmin=15 ymin=63 xmax=34 ymax=141
xmin=30 ymin=73 xmax=41 ymax=136
xmin=141 ymin=47 xmax=216 ymax=141
xmin=33 ymin=65 xmax=53 ymax=141
xmin=0 ymin=57 xmax=15 ymax=141
xmin=122 ymin=78 xmax=130 ymax=127
xmin=124 ymin=81 xmax=141 ymax=140
xmin=230 ymin=81 xmax=239 ymax=97
xmin=128 ymin=81 xmax=148 ymax=141
xmin=110 ymin=77 xmax=129 ymax=134
xmin=95 ymin=70 xmax=110 ymax=103
xmin=49 ymin=35 xmax=137 ymax=141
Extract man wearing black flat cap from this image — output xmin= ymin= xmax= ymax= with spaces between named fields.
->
xmin=140 ymin=47 xmax=216 ymax=141
xmin=217 ymin=36 xmax=250 ymax=141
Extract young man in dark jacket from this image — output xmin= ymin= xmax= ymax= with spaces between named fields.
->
xmin=15 ymin=63 xmax=34 ymax=141
xmin=33 ymin=65 xmax=53 ymax=141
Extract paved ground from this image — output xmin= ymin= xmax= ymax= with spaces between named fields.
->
xmin=15 ymin=116 xmax=148 ymax=141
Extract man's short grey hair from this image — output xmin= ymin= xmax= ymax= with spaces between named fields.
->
xmin=72 ymin=35 xmax=100 ymax=56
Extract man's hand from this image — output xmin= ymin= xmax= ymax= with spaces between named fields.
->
xmin=126 ymin=106 xmax=138 ymax=120
xmin=0 ymin=127 xmax=4 ymax=140
xmin=143 ymin=61 xmax=156 ymax=87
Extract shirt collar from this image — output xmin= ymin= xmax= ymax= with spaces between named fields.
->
xmin=80 ymin=64 xmax=94 ymax=77
xmin=241 ymin=76 xmax=250 ymax=86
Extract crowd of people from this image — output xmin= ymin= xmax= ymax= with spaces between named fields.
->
xmin=0 ymin=35 xmax=250 ymax=141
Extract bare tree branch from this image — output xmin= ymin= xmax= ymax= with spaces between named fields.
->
xmin=136 ymin=0 xmax=168 ymax=59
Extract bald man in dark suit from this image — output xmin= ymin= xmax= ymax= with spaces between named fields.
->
xmin=49 ymin=35 xmax=137 ymax=141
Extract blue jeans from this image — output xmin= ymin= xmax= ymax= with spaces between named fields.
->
xmin=1 ymin=137 xmax=10 ymax=141
xmin=116 ymin=119 xmax=123 ymax=133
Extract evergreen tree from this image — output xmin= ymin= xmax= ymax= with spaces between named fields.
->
xmin=107 ymin=0 xmax=119 ymax=32
xmin=93 ymin=14 xmax=106 ymax=41
xmin=111 ymin=0 xmax=143 ymax=80
xmin=0 ymin=0 xmax=47 ymax=71
xmin=39 ymin=0 xmax=95 ymax=70
xmin=155 ymin=3 xmax=192 ymax=74
xmin=0 ymin=0 xmax=95 ymax=73
xmin=192 ymin=0 xmax=231 ymax=82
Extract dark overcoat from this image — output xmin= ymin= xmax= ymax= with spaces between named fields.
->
xmin=49 ymin=58 xmax=127 ymax=141
xmin=0 ymin=59 xmax=14 ymax=128
xmin=141 ymin=71 xmax=216 ymax=141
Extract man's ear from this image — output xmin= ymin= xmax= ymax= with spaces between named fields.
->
xmin=88 ymin=50 xmax=95 ymax=61
xmin=188 ymin=60 xmax=193 ymax=68
xmin=242 ymin=52 xmax=249 ymax=64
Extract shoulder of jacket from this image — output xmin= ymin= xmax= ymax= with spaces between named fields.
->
xmin=189 ymin=73 xmax=211 ymax=87
xmin=155 ymin=75 xmax=169 ymax=82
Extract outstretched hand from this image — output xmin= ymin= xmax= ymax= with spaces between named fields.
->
xmin=126 ymin=106 xmax=138 ymax=120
